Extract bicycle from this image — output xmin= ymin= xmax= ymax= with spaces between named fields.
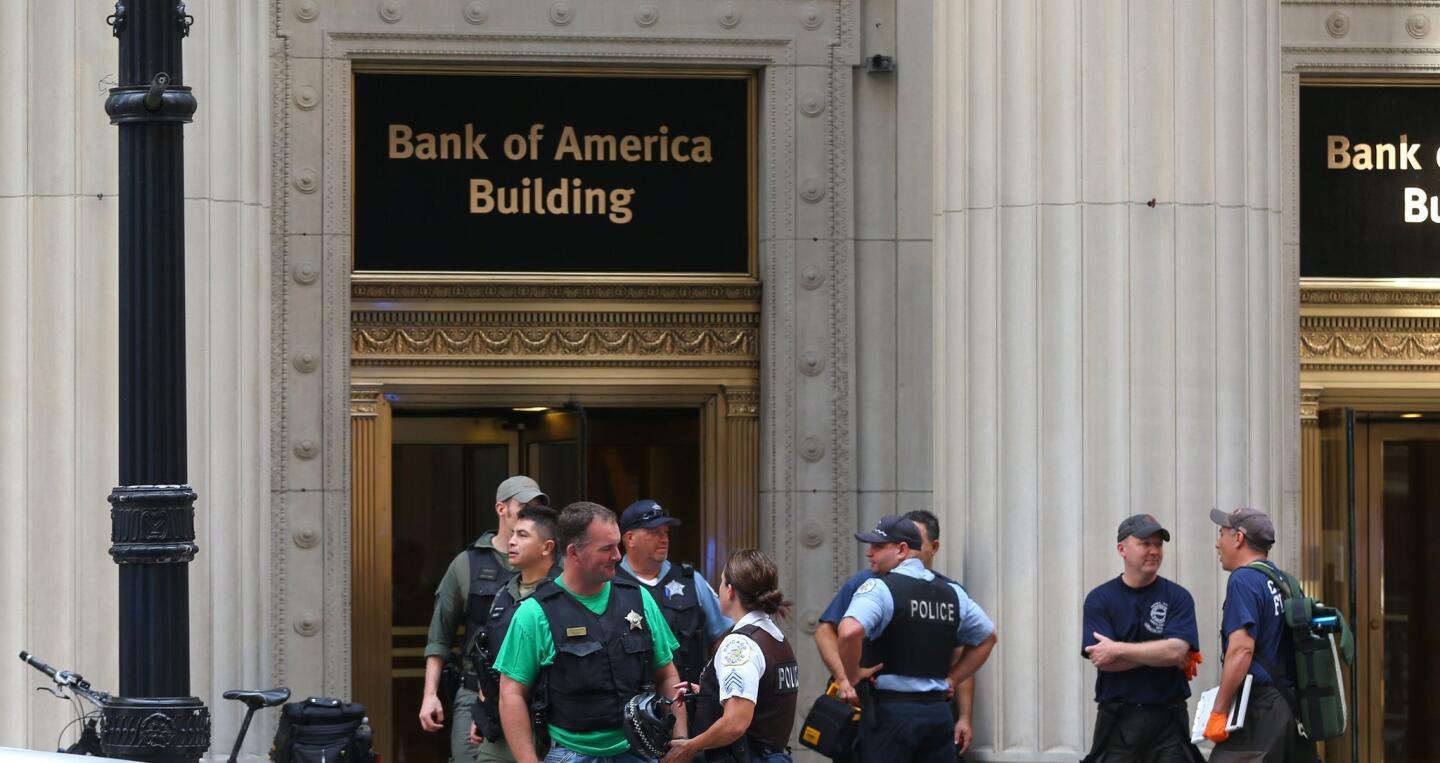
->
xmin=20 ymin=650 xmax=291 ymax=763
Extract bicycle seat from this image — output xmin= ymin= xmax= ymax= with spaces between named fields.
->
xmin=223 ymin=687 xmax=291 ymax=710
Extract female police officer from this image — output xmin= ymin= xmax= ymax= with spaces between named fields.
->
xmin=663 ymin=549 xmax=799 ymax=763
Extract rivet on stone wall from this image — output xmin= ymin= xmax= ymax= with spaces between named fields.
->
xmin=292 ymin=350 xmax=318 ymax=374
xmin=800 ymin=177 xmax=826 ymax=203
xmin=463 ymin=1 xmax=489 ymax=25
xmin=800 ymin=265 xmax=825 ymax=290
xmin=294 ymin=0 xmax=319 ymax=22
xmin=292 ymin=261 xmax=319 ymax=286
xmin=801 ymin=610 xmax=820 ymax=634
xmin=1326 ymin=11 xmax=1349 ymax=38
xmin=800 ymin=437 xmax=825 ymax=462
xmin=294 ymin=615 xmax=320 ymax=637
xmin=550 ymin=1 xmax=574 ymax=26
xmin=799 ymin=3 xmax=823 ymax=30
xmin=294 ymin=439 xmax=319 ymax=460
xmin=717 ymin=2 xmax=741 ymax=29
xmin=799 ymin=350 xmax=824 ymax=377
xmin=293 ymin=168 xmax=318 ymax=194
xmin=800 ymin=91 xmax=826 ymax=117
xmin=379 ymin=0 xmax=404 ymax=23
xmin=635 ymin=3 xmax=658 ymax=27
xmin=801 ymin=523 xmax=825 ymax=548
xmin=293 ymin=528 xmax=320 ymax=549
xmin=1408 ymin=14 xmax=1430 ymax=39
xmin=295 ymin=86 xmax=319 ymax=111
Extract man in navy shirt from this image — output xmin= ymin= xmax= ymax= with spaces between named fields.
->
xmin=1080 ymin=514 xmax=1202 ymax=763
xmin=1206 ymin=507 xmax=1315 ymax=762
xmin=813 ymin=510 xmax=980 ymax=758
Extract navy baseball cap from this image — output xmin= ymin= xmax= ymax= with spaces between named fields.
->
xmin=619 ymin=499 xmax=681 ymax=533
xmin=1117 ymin=514 xmax=1171 ymax=543
xmin=854 ymin=514 xmax=923 ymax=548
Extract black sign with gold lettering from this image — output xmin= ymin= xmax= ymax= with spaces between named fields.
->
xmin=1301 ymin=84 xmax=1440 ymax=278
xmin=352 ymin=69 xmax=753 ymax=276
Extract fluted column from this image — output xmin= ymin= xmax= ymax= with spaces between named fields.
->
xmin=0 ymin=1 xmax=269 ymax=754
xmin=933 ymin=1 xmax=1291 ymax=758
xmin=350 ymin=385 xmax=392 ymax=763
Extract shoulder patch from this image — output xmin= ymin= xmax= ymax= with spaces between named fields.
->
xmin=720 ymin=638 xmax=753 ymax=667
xmin=856 ymin=578 xmax=880 ymax=595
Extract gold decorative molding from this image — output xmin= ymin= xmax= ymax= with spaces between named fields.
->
xmin=352 ymin=281 xmax=763 ymax=302
xmin=725 ymin=386 xmax=760 ymax=418
xmin=350 ymin=386 xmax=382 ymax=417
xmin=1300 ymin=315 xmax=1440 ymax=366
xmin=1301 ymin=285 xmax=1440 ymax=307
xmin=352 ymin=310 xmax=759 ymax=366
xmin=1300 ymin=388 xmax=1322 ymax=422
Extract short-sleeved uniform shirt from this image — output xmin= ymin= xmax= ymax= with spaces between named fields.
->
xmin=1220 ymin=561 xmax=1292 ymax=687
xmin=713 ymin=610 xmax=787 ymax=704
xmin=618 ymin=557 xmax=735 ymax=642
xmin=841 ymin=558 xmax=995 ymax=693
xmin=492 ymin=577 xmax=681 ymax=757
xmin=1081 ymin=575 xmax=1199 ymax=703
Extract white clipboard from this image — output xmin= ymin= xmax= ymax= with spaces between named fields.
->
xmin=1191 ymin=674 xmax=1253 ymax=744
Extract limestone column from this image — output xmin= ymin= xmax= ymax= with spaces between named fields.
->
xmin=932 ymin=1 xmax=1291 ymax=757
xmin=0 ymin=1 xmax=270 ymax=754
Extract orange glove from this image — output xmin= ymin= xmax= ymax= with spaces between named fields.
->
xmin=1183 ymin=650 xmax=1203 ymax=680
xmin=1204 ymin=711 xmax=1229 ymax=744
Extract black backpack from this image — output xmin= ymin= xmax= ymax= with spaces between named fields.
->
xmin=270 ymin=697 xmax=375 ymax=763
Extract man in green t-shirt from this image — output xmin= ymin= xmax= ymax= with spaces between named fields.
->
xmin=494 ymin=502 xmax=684 ymax=763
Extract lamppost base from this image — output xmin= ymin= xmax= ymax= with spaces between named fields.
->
xmin=101 ymin=695 xmax=211 ymax=763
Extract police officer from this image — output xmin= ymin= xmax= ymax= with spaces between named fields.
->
xmin=1080 ymin=514 xmax=1203 ymax=762
xmin=614 ymin=500 xmax=733 ymax=685
xmin=1206 ymin=508 xmax=1316 ymax=762
xmin=837 ymin=515 xmax=997 ymax=763
xmin=493 ymin=501 xmax=685 ymax=763
xmin=466 ymin=505 xmax=563 ymax=762
xmin=664 ymin=549 xmax=800 ymax=763
xmin=813 ymin=510 xmax=978 ymax=757
xmin=423 ymin=475 xmax=550 ymax=763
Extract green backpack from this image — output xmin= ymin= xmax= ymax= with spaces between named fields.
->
xmin=1243 ymin=561 xmax=1357 ymax=740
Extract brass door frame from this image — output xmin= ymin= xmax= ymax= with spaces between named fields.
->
xmin=349 ymin=381 xmax=759 ymax=762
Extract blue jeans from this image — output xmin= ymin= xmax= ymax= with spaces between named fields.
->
xmin=542 ymin=745 xmax=652 ymax=763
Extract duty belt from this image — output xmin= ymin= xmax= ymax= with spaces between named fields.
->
xmin=873 ymin=690 xmax=948 ymax=704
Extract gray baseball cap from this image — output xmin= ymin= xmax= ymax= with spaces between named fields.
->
xmin=1117 ymin=514 xmax=1171 ymax=543
xmin=1209 ymin=507 xmax=1275 ymax=545
xmin=496 ymin=475 xmax=548 ymax=506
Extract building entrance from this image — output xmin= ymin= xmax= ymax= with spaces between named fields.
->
xmin=387 ymin=406 xmax=702 ymax=763
xmin=1316 ymin=412 xmax=1440 ymax=762
xmin=349 ymin=386 xmax=759 ymax=763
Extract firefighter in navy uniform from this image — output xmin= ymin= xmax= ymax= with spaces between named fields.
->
xmin=614 ymin=500 xmax=733 ymax=686
xmin=493 ymin=502 xmax=685 ymax=763
xmin=465 ymin=505 xmax=562 ymax=762
xmin=664 ymin=549 xmax=800 ymax=763
xmin=423 ymin=475 xmax=549 ymax=763
xmin=837 ymin=515 xmax=998 ymax=763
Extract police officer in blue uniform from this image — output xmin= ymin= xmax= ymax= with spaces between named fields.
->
xmin=1080 ymin=514 xmax=1203 ymax=762
xmin=615 ymin=500 xmax=733 ymax=686
xmin=837 ymin=515 xmax=997 ymax=763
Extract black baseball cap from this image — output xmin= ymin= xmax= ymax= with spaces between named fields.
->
xmin=619 ymin=499 xmax=681 ymax=533
xmin=1117 ymin=514 xmax=1171 ymax=543
xmin=854 ymin=515 xmax=923 ymax=548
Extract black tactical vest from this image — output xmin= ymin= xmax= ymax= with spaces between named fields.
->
xmin=461 ymin=545 xmax=510 ymax=667
xmin=691 ymin=622 xmax=800 ymax=759
xmin=867 ymin=572 xmax=960 ymax=679
xmin=471 ymin=564 xmax=559 ymax=741
xmin=536 ymin=579 xmax=654 ymax=733
xmin=616 ymin=561 xmax=708 ymax=684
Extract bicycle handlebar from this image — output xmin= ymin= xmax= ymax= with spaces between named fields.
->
xmin=19 ymin=651 xmax=60 ymax=681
